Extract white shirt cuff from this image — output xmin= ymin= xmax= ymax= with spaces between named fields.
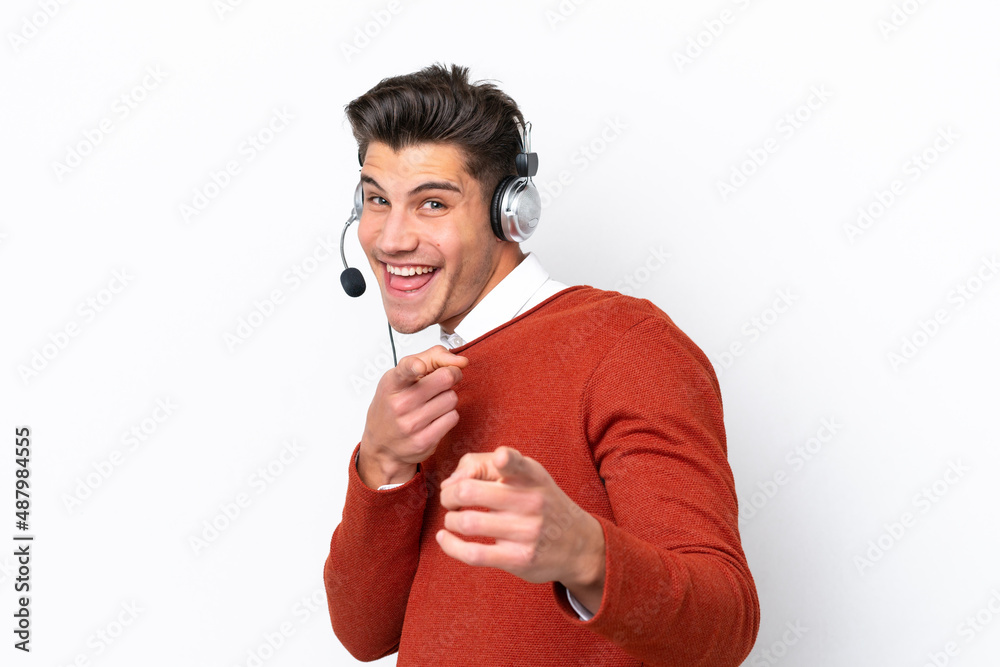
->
xmin=566 ymin=588 xmax=594 ymax=621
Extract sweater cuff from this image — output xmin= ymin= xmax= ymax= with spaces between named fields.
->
xmin=553 ymin=514 xmax=674 ymax=629
xmin=347 ymin=443 xmax=426 ymax=513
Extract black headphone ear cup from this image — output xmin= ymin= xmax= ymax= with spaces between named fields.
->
xmin=490 ymin=175 xmax=518 ymax=241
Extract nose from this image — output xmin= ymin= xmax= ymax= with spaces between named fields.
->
xmin=375 ymin=205 xmax=418 ymax=256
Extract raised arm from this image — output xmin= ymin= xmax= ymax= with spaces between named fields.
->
xmin=325 ymin=346 xmax=468 ymax=660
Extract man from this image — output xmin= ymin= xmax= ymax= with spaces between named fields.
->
xmin=325 ymin=63 xmax=759 ymax=666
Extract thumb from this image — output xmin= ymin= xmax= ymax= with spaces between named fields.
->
xmin=389 ymin=346 xmax=469 ymax=390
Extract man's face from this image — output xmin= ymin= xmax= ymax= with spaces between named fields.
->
xmin=357 ymin=141 xmax=506 ymax=334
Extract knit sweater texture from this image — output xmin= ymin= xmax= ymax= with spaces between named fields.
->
xmin=325 ymin=285 xmax=760 ymax=666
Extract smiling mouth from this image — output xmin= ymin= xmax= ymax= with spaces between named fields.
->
xmin=386 ymin=264 xmax=437 ymax=277
xmin=383 ymin=262 xmax=439 ymax=294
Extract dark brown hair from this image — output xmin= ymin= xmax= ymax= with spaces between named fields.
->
xmin=345 ymin=63 xmax=525 ymax=204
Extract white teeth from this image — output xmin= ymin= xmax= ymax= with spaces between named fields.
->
xmin=387 ymin=264 xmax=436 ymax=276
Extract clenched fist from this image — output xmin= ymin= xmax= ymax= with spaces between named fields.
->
xmin=357 ymin=345 xmax=468 ymax=488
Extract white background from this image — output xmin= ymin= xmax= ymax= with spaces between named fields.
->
xmin=2 ymin=0 xmax=999 ymax=665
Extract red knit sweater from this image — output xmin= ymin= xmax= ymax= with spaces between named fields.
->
xmin=325 ymin=286 xmax=759 ymax=666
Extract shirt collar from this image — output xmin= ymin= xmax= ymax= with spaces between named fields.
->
xmin=440 ymin=252 xmax=551 ymax=348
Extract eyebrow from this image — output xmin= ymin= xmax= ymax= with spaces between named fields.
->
xmin=360 ymin=174 xmax=462 ymax=197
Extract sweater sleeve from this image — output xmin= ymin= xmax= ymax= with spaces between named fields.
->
xmin=553 ymin=314 xmax=760 ymax=666
xmin=324 ymin=443 xmax=427 ymax=661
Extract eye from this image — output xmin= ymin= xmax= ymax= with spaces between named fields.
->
xmin=422 ymin=200 xmax=446 ymax=210
xmin=369 ymin=195 xmax=388 ymax=206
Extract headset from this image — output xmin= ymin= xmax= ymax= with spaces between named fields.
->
xmin=339 ymin=118 xmax=540 ymax=362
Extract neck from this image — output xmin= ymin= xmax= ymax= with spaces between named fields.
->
xmin=439 ymin=245 xmax=525 ymax=334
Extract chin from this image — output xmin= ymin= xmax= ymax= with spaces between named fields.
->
xmin=389 ymin=319 xmax=427 ymax=335
xmin=383 ymin=303 xmax=436 ymax=335
xmin=379 ymin=282 xmax=449 ymax=335
xmin=384 ymin=273 xmax=470 ymax=335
